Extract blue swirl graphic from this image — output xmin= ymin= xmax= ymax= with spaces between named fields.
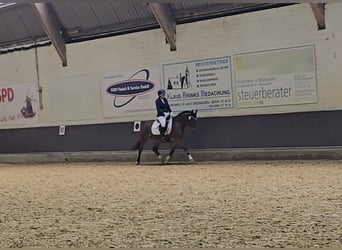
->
xmin=106 ymin=69 xmax=154 ymax=108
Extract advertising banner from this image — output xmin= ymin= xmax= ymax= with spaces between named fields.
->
xmin=162 ymin=57 xmax=233 ymax=111
xmin=101 ymin=67 xmax=161 ymax=118
xmin=234 ymin=46 xmax=317 ymax=108
xmin=0 ymin=82 xmax=38 ymax=125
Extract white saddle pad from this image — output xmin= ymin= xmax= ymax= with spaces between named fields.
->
xmin=151 ymin=118 xmax=173 ymax=136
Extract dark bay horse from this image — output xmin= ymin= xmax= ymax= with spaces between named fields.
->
xmin=135 ymin=110 xmax=198 ymax=165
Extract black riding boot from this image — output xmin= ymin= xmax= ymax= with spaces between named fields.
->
xmin=159 ymin=126 xmax=166 ymax=142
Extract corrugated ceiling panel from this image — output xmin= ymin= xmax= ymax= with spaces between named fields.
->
xmin=15 ymin=4 xmax=46 ymax=38
xmin=0 ymin=2 xmax=291 ymax=49
xmin=131 ymin=2 xmax=154 ymax=20
xmin=52 ymin=1 xmax=156 ymax=39
xmin=172 ymin=2 xmax=209 ymax=11
xmin=51 ymin=2 xmax=80 ymax=30
xmin=111 ymin=1 xmax=145 ymax=23
xmin=87 ymin=3 xmax=121 ymax=27
xmin=172 ymin=3 xmax=275 ymax=22
xmin=2 ymin=8 xmax=31 ymax=40
xmin=0 ymin=4 xmax=47 ymax=45
xmin=0 ymin=15 xmax=15 ymax=44
xmin=53 ymin=2 xmax=104 ymax=30
xmin=68 ymin=2 xmax=101 ymax=29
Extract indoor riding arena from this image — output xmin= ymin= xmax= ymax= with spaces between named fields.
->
xmin=1 ymin=2 xmax=342 ymax=248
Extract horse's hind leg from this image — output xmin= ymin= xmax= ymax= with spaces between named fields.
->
xmin=152 ymin=142 xmax=162 ymax=162
xmin=136 ymin=148 xmax=142 ymax=165
xmin=136 ymin=139 xmax=147 ymax=165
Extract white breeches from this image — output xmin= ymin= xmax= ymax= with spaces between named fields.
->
xmin=157 ymin=116 xmax=166 ymax=127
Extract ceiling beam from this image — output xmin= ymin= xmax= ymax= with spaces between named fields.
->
xmin=310 ymin=3 xmax=325 ymax=30
xmin=31 ymin=3 xmax=67 ymax=66
xmin=149 ymin=3 xmax=176 ymax=51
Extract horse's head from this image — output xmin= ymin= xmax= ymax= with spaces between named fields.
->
xmin=174 ymin=110 xmax=198 ymax=132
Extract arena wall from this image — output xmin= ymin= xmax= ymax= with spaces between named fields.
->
xmin=1 ymin=3 xmax=342 ymax=154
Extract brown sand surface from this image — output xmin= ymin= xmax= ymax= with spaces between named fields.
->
xmin=0 ymin=160 xmax=341 ymax=247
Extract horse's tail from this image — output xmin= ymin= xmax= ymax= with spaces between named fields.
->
xmin=132 ymin=140 xmax=140 ymax=150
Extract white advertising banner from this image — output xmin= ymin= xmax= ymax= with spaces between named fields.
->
xmin=101 ymin=68 xmax=161 ymax=118
xmin=234 ymin=46 xmax=317 ymax=108
xmin=0 ymin=82 xmax=38 ymax=125
xmin=162 ymin=57 xmax=233 ymax=111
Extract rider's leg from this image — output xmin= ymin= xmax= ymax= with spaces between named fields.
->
xmin=157 ymin=116 xmax=166 ymax=142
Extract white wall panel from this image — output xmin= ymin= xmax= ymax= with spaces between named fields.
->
xmin=49 ymin=74 xmax=102 ymax=121
xmin=0 ymin=3 xmax=342 ymax=129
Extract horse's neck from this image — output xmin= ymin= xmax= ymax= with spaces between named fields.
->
xmin=174 ymin=114 xmax=189 ymax=129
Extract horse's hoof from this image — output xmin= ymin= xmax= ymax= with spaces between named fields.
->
xmin=164 ymin=156 xmax=170 ymax=164
xmin=188 ymin=155 xmax=194 ymax=162
xmin=136 ymin=161 xmax=140 ymax=165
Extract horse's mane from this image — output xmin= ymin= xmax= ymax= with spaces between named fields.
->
xmin=174 ymin=110 xmax=193 ymax=118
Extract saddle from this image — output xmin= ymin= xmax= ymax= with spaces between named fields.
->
xmin=151 ymin=115 xmax=172 ymax=136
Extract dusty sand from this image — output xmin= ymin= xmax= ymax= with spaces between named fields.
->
xmin=0 ymin=160 xmax=341 ymax=248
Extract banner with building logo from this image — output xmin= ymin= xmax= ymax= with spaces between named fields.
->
xmin=234 ymin=46 xmax=317 ymax=108
xmin=162 ymin=57 xmax=233 ymax=112
xmin=0 ymin=82 xmax=38 ymax=125
xmin=101 ymin=67 xmax=161 ymax=118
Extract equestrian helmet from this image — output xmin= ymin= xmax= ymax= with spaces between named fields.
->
xmin=158 ymin=89 xmax=166 ymax=95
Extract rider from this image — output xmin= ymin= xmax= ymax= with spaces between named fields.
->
xmin=156 ymin=89 xmax=172 ymax=142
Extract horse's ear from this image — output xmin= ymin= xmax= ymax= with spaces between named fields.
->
xmin=195 ymin=110 xmax=197 ymax=116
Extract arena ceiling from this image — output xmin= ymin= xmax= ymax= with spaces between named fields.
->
xmin=0 ymin=2 xmax=324 ymax=66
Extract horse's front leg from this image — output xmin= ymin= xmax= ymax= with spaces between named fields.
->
xmin=182 ymin=146 xmax=194 ymax=162
xmin=152 ymin=141 xmax=162 ymax=162
xmin=165 ymin=142 xmax=178 ymax=164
